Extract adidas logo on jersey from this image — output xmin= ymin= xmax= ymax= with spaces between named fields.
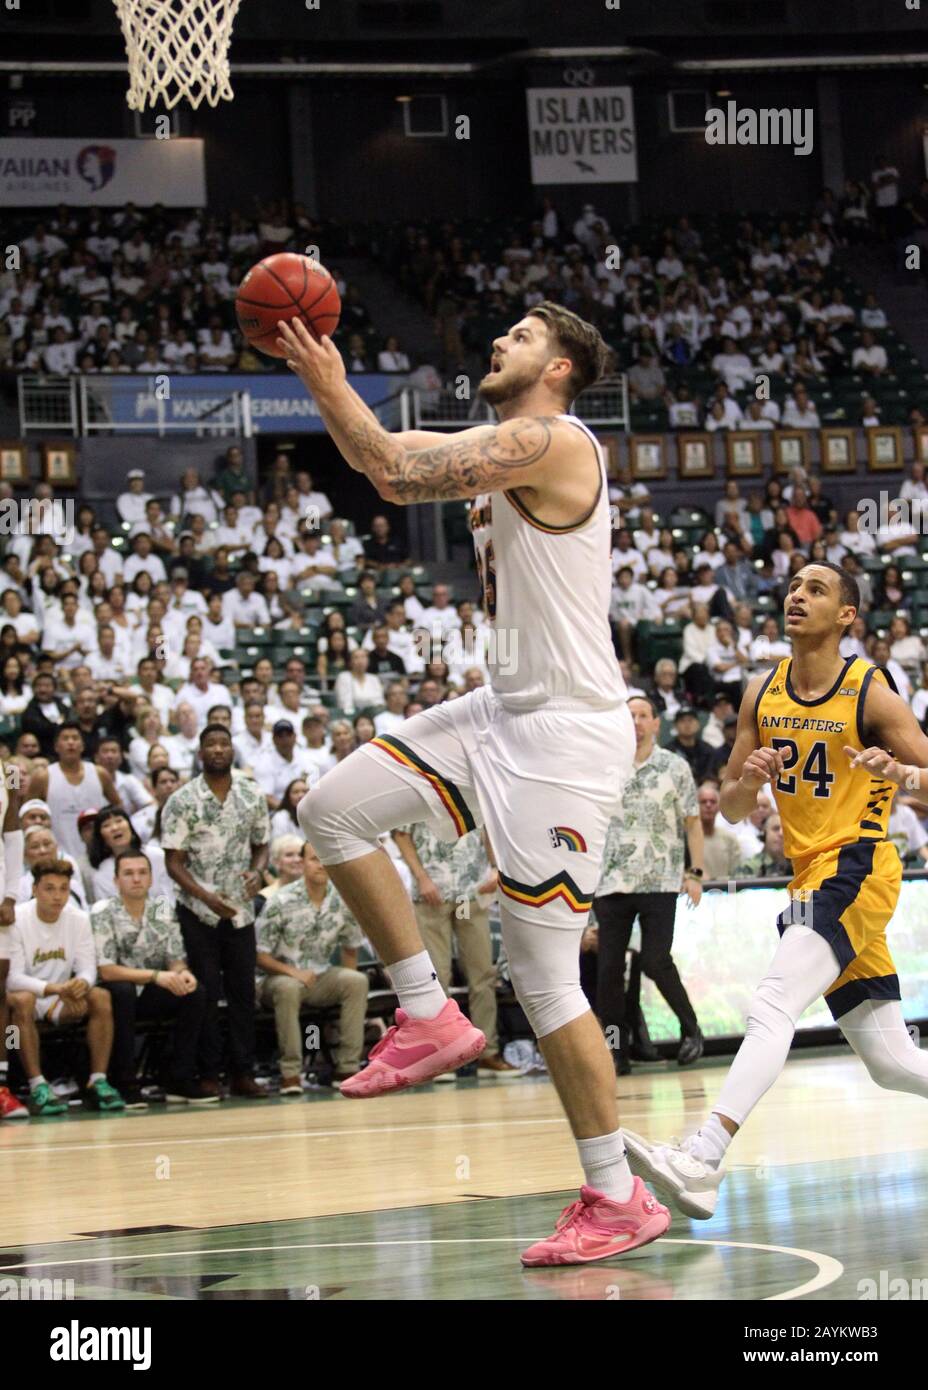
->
xmin=838 ymin=688 xmax=856 ymax=697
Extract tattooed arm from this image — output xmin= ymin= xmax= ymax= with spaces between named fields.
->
xmin=276 ymin=317 xmax=564 ymax=503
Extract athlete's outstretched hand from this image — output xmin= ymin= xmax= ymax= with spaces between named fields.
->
xmin=739 ymin=745 xmax=784 ymax=792
xmin=844 ymin=744 xmax=913 ymax=788
xmin=277 ymin=318 xmax=346 ymax=397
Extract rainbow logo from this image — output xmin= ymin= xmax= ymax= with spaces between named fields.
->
xmin=548 ymin=826 xmax=587 ymax=853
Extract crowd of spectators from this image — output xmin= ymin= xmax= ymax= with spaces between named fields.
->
xmin=608 ymin=455 xmax=928 ymax=873
xmin=0 ymin=201 xmax=416 ymax=378
xmin=0 ymin=442 xmax=513 ymax=1114
xmin=381 ymin=166 xmax=928 ymax=427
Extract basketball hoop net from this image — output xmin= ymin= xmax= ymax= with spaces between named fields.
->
xmin=112 ymin=0 xmax=243 ymax=111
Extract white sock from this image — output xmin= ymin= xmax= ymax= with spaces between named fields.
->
xmin=88 ymin=1072 xmax=106 ymax=1085
xmin=387 ymin=951 xmax=447 ymax=1020
xmin=29 ymin=1075 xmax=48 ymax=1092
xmin=686 ymin=1113 xmax=732 ymax=1168
xmin=578 ymin=1129 xmax=634 ymax=1202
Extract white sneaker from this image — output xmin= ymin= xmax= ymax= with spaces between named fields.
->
xmin=622 ymin=1129 xmax=725 ymax=1220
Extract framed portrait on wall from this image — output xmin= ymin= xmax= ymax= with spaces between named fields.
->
xmin=677 ymin=433 xmax=713 ymax=480
xmin=725 ymin=432 xmax=762 ymax=477
xmin=773 ymin=431 xmax=807 ymax=473
xmin=867 ymin=426 xmax=903 ymax=472
xmin=41 ymin=442 xmax=77 ymax=487
xmin=630 ymin=435 xmax=667 ymax=480
xmin=819 ymin=429 xmax=856 ymax=474
xmin=0 ymin=442 xmax=27 ymax=484
xmin=914 ymin=425 xmax=928 ymax=466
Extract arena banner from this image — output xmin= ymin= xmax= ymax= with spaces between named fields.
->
xmin=82 ymin=371 xmax=402 ymax=432
xmin=0 ymin=138 xmax=206 ymax=206
xmin=525 ymin=86 xmax=638 ymax=184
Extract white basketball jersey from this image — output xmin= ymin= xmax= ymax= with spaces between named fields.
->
xmin=468 ymin=414 xmax=628 ymax=712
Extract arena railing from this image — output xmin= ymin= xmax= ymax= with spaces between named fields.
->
xmin=402 ymin=376 xmax=630 ymax=431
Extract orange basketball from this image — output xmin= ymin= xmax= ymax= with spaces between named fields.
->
xmin=235 ymin=252 xmax=341 ymax=358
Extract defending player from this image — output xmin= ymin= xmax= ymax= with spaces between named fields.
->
xmin=279 ymin=304 xmax=671 ymax=1266
xmin=624 ymin=561 xmax=928 ymax=1218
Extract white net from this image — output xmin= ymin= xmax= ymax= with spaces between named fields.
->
xmin=112 ymin=0 xmax=244 ymax=111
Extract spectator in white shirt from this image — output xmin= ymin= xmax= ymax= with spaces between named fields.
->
xmin=839 ymin=509 xmax=876 ymax=558
xmin=706 ymin=619 xmax=744 ymax=697
xmin=233 ymin=701 xmax=272 ymax=772
xmin=0 ymin=588 xmax=40 ymax=645
xmin=860 ymin=293 xmax=888 ymax=330
xmin=372 ymin=682 xmax=411 ymax=737
xmin=872 ymin=637 xmax=911 ymax=703
xmin=749 ymin=616 xmax=792 ymax=672
xmin=781 ymin=385 xmax=821 ymax=429
xmin=161 ymin=702 xmax=200 ymax=777
xmin=222 ymin=570 xmax=272 ymax=628
xmin=123 ymin=533 xmax=167 ymax=586
xmin=294 ymin=469 xmax=333 ymax=524
xmin=823 ymin=288 xmax=856 ymax=328
xmin=377 ymin=336 xmax=411 ymax=372
xmin=609 ymin=566 xmax=657 ymax=662
xmin=116 ymin=470 xmax=153 ymax=526
xmin=171 ymin=468 xmax=222 ymax=527
xmin=253 ymin=722 xmax=321 ymax=808
xmin=667 ymin=385 xmax=701 ymax=429
xmin=611 ymin=531 xmax=648 ymax=581
xmin=889 ymin=614 xmax=926 ymax=681
xmin=173 ymin=657 xmax=233 ymax=728
xmin=852 ymin=329 xmax=888 ymax=376
xmin=839 ymin=615 xmax=870 ymax=662
xmin=202 ymin=592 xmax=236 ymax=652
xmin=41 ymin=592 xmax=97 ymax=669
xmin=42 ymin=327 xmax=78 ymax=375
xmin=418 ymin=584 xmax=463 ymax=642
xmin=87 ymin=624 xmax=130 ymax=682
xmin=708 ymin=384 xmax=743 ymax=429
xmin=327 ymin=518 xmax=365 ymax=573
xmin=875 ymin=515 xmax=919 ymax=559
xmin=334 ymin=648 xmax=385 ymax=716
xmin=213 ymin=503 xmax=252 ymax=557
xmin=712 ymin=338 xmax=754 ymax=392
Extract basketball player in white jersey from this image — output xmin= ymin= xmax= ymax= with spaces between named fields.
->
xmin=0 ymin=763 xmax=26 ymax=1118
xmin=279 ymin=303 xmax=670 ymax=1266
xmin=26 ymin=722 xmax=122 ymax=863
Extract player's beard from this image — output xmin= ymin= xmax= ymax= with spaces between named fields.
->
xmin=477 ymin=359 xmax=543 ymax=406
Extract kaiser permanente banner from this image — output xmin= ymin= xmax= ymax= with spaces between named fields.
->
xmin=0 ymin=138 xmax=206 ymax=206
xmin=526 ymin=87 xmax=637 ymax=184
xmin=84 ymin=372 xmax=401 ymax=433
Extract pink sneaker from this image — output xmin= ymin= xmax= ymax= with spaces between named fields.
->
xmin=340 ymin=999 xmax=485 ymax=1098
xmin=520 ymin=1179 xmax=670 ymax=1267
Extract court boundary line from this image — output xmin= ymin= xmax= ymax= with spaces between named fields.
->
xmin=0 ymin=1235 xmax=844 ymax=1301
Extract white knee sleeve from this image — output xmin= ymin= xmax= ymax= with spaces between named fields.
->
xmin=297 ymin=748 xmax=435 ymax=866
xmin=839 ymin=998 xmax=928 ymax=1098
xmin=714 ymin=925 xmax=842 ymax=1127
xmin=500 ymin=907 xmax=589 ymax=1039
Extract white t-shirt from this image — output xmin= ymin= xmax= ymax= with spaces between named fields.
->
xmin=4 ymin=899 xmax=96 ymax=992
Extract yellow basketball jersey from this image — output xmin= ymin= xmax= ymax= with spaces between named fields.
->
xmin=754 ymin=656 xmax=892 ymax=864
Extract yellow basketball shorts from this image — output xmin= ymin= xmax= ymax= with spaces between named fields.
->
xmin=777 ymin=838 xmax=901 ymax=1020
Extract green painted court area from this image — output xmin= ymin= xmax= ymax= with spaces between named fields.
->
xmin=2 ymin=1148 xmax=926 ymax=1301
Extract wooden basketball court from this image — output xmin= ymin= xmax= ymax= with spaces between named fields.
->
xmin=2 ymin=1047 xmax=926 ymax=1300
